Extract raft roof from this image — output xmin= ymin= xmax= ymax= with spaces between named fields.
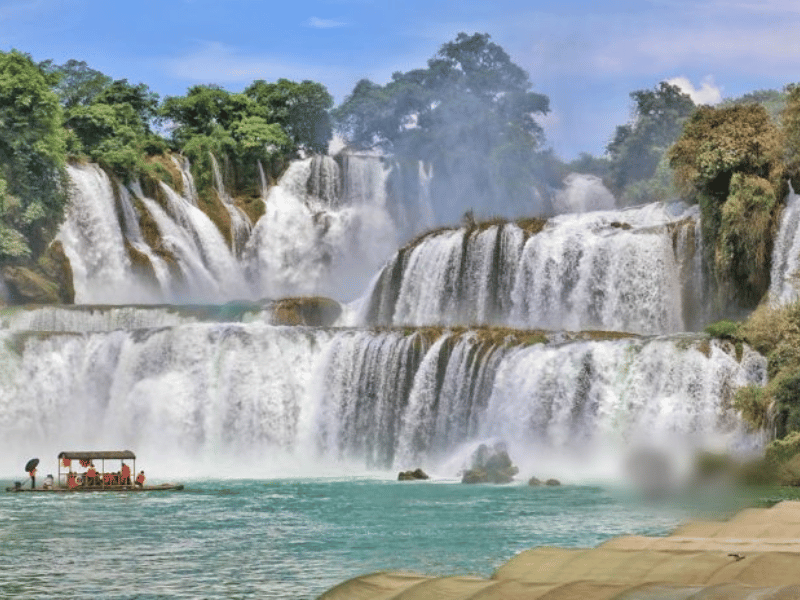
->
xmin=58 ymin=450 xmax=136 ymax=460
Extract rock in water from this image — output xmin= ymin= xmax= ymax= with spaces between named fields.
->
xmin=398 ymin=468 xmax=429 ymax=481
xmin=461 ymin=442 xmax=519 ymax=484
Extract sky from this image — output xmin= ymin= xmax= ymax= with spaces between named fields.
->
xmin=0 ymin=0 xmax=798 ymax=159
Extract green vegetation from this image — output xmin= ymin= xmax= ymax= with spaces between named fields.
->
xmin=333 ymin=32 xmax=552 ymax=218
xmin=669 ymin=104 xmax=785 ymax=307
xmin=0 ymin=50 xmax=67 ymax=261
xmin=607 ymin=82 xmax=695 ymax=202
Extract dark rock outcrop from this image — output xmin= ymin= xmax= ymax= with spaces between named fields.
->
xmin=461 ymin=442 xmax=519 ymax=484
xmin=545 ymin=478 xmax=561 ymax=486
xmin=398 ymin=468 xmax=430 ymax=481
xmin=528 ymin=477 xmax=542 ymax=486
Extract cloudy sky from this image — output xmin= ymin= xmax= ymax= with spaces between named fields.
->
xmin=1 ymin=0 xmax=797 ymax=158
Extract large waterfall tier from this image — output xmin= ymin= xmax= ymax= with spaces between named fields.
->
xmin=58 ymin=155 xmax=424 ymax=304
xmin=0 ymin=318 xmax=764 ymax=476
xmin=363 ymin=203 xmax=709 ymax=335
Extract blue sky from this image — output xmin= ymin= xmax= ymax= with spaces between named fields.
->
xmin=1 ymin=0 xmax=798 ymax=158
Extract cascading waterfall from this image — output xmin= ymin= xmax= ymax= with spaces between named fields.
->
xmin=245 ymin=156 xmax=399 ymax=300
xmin=770 ymin=188 xmax=800 ymax=304
xmin=0 ymin=311 xmax=766 ymax=475
xmin=365 ymin=203 xmax=697 ymax=335
xmin=59 ymin=164 xmax=143 ymax=303
xmin=208 ymin=153 xmax=253 ymax=255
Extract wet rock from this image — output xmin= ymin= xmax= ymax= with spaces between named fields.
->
xmin=398 ymin=468 xmax=429 ymax=481
xmin=272 ymin=296 xmax=342 ymax=326
xmin=2 ymin=266 xmax=60 ymax=304
xmin=528 ymin=477 xmax=542 ymax=486
xmin=461 ymin=442 xmax=519 ymax=484
xmin=545 ymin=478 xmax=561 ymax=486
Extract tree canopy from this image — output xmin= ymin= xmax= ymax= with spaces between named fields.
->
xmin=333 ymin=32 xmax=551 ymax=219
xmin=0 ymin=50 xmax=66 ymax=260
xmin=606 ymin=82 xmax=695 ymax=195
xmin=669 ymin=104 xmax=785 ymax=306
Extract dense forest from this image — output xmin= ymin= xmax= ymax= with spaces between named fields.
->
xmin=3 ymin=33 xmax=800 ymax=461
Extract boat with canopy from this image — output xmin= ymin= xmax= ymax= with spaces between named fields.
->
xmin=5 ymin=450 xmax=184 ymax=492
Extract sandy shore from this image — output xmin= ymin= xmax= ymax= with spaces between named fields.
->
xmin=317 ymin=500 xmax=800 ymax=599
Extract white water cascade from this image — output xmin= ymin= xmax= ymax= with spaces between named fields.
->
xmin=245 ymin=156 xmax=399 ymax=300
xmin=365 ymin=203 xmax=702 ymax=334
xmin=770 ymin=188 xmax=800 ymax=304
xmin=0 ymin=312 xmax=765 ymax=476
xmin=208 ymin=153 xmax=253 ymax=256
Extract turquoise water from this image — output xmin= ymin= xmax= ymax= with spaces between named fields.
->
xmin=0 ymin=478 xmax=692 ymax=599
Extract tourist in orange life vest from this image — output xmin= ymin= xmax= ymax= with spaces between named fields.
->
xmin=135 ymin=470 xmax=145 ymax=488
xmin=120 ymin=462 xmax=131 ymax=486
xmin=86 ymin=462 xmax=97 ymax=486
xmin=67 ymin=471 xmax=79 ymax=489
xmin=28 ymin=467 xmax=36 ymax=489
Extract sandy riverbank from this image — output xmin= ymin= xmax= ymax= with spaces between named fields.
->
xmin=318 ymin=500 xmax=800 ymax=599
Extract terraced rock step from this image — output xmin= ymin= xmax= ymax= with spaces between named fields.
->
xmin=317 ymin=501 xmax=800 ymax=599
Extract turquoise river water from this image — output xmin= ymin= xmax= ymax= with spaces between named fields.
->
xmin=0 ymin=477 xmax=713 ymax=599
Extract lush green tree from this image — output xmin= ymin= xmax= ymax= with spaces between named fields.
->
xmin=0 ymin=50 xmax=66 ymax=260
xmin=161 ymin=85 xmax=248 ymax=144
xmin=39 ymin=58 xmax=112 ymax=108
xmin=669 ymin=104 xmax=785 ymax=305
xmin=783 ymin=84 xmax=800 ymax=190
xmin=607 ymin=82 xmax=695 ymax=194
xmin=93 ymin=79 xmax=160 ymax=133
xmin=244 ymin=79 xmax=333 ymax=153
xmin=334 ymin=33 xmax=550 ymax=219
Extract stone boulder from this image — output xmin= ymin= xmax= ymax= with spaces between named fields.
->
xmin=272 ymin=297 xmax=342 ymax=326
xmin=2 ymin=266 xmax=60 ymax=304
xmin=398 ymin=468 xmax=430 ymax=481
xmin=461 ymin=442 xmax=519 ymax=484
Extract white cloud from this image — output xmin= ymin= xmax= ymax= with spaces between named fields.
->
xmin=305 ymin=17 xmax=348 ymax=28
xmin=666 ymin=75 xmax=722 ymax=105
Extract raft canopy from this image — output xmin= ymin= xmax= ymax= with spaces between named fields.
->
xmin=58 ymin=451 xmax=136 ymax=460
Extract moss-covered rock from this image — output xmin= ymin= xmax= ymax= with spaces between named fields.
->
xmin=272 ymin=297 xmax=342 ymax=327
xmin=38 ymin=241 xmax=74 ymax=304
xmin=1 ymin=266 xmax=60 ymax=304
xmin=766 ymin=432 xmax=800 ymax=465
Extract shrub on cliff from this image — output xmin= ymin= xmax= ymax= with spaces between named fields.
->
xmin=669 ymin=104 xmax=784 ymax=307
xmin=735 ymin=301 xmax=800 ymax=438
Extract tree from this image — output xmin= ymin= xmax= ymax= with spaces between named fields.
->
xmin=245 ymin=79 xmax=333 ymax=154
xmin=39 ymin=59 xmax=112 ymax=108
xmin=93 ymin=79 xmax=160 ymax=133
xmin=669 ymin=104 xmax=785 ymax=306
xmin=334 ymin=33 xmax=550 ymax=219
xmin=607 ymin=82 xmax=695 ymax=194
xmin=783 ymin=84 xmax=800 ymax=190
xmin=0 ymin=50 xmax=66 ymax=260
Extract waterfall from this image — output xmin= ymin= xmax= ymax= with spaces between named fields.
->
xmin=552 ymin=174 xmax=616 ymax=214
xmin=208 ymin=153 xmax=253 ymax=256
xmin=0 ymin=316 xmax=765 ymax=475
xmin=769 ymin=189 xmax=800 ymax=304
xmin=245 ymin=156 xmax=399 ymax=300
xmin=365 ymin=203 xmax=696 ymax=334
xmin=58 ymin=165 xmax=142 ymax=303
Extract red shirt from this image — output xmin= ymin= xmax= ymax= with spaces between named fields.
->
xmin=87 ymin=467 xmax=96 ymax=478
xmin=67 ymin=475 xmax=78 ymax=489
xmin=121 ymin=465 xmax=131 ymax=479
xmin=136 ymin=473 xmax=145 ymax=485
